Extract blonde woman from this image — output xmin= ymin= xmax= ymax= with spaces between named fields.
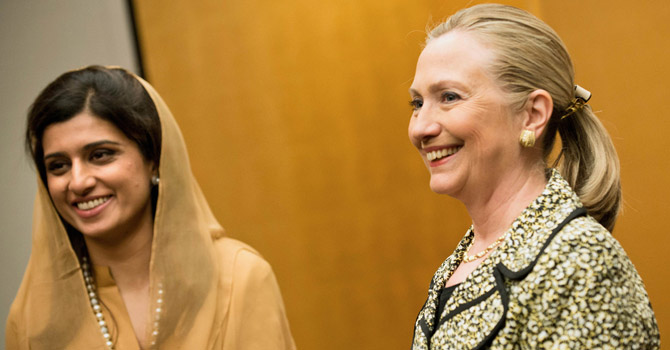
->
xmin=408 ymin=4 xmax=659 ymax=349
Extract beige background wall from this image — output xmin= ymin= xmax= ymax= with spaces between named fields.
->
xmin=133 ymin=0 xmax=668 ymax=348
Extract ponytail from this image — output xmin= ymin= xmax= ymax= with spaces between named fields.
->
xmin=552 ymin=106 xmax=622 ymax=231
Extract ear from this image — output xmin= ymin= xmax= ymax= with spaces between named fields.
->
xmin=522 ymin=89 xmax=553 ymax=140
xmin=148 ymin=161 xmax=158 ymax=176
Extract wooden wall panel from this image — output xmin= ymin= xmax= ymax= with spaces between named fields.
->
xmin=134 ymin=0 xmax=669 ymax=348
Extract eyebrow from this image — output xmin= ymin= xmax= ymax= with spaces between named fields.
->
xmin=44 ymin=140 xmax=121 ymax=160
xmin=409 ymin=80 xmax=464 ymax=96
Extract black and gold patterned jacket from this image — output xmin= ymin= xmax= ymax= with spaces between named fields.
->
xmin=412 ymin=170 xmax=660 ymax=349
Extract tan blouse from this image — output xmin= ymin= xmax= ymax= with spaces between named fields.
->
xmin=80 ymin=238 xmax=294 ymax=350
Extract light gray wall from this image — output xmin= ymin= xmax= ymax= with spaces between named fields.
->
xmin=0 ymin=1 xmax=139 ymax=347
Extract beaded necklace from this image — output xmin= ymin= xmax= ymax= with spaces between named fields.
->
xmin=82 ymin=257 xmax=115 ymax=349
xmin=81 ymin=257 xmax=163 ymax=349
xmin=462 ymin=231 xmax=508 ymax=263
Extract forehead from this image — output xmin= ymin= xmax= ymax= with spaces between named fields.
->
xmin=411 ymin=31 xmax=498 ymax=91
xmin=42 ymin=112 xmax=127 ymax=151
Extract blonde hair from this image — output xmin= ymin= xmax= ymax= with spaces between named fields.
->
xmin=427 ymin=4 xmax=621 ymax=231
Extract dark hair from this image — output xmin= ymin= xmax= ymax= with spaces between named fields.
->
xmin=26 ymin=65 xmax=161 ymax=184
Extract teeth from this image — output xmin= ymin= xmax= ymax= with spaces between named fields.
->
xmin=426 ymin=146 xmax=462 ymax=161
xmin=76 ymin=197 xmax=110 ymax=210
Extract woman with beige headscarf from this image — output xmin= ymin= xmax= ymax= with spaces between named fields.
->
xmin=408 ymin=4 xmax=658 ymax=349
xmin=6 ymin=65 xmax=296 ymax=349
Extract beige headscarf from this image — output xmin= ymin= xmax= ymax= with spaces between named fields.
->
xmin=6 ymin=68 xmax=255 ymax=348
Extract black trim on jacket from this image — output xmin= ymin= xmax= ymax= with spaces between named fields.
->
xmin=419 ymin=207 xmax=587 ymax=349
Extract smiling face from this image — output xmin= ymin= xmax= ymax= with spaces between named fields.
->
xmin=42 ymin=111 xmax=155 ymax=242
xmin=408 ymin=31 xmax=525 ymax=201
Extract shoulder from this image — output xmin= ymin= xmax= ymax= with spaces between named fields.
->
xmin=213 ymin=237 xmax=263 ymax=260
xmin=6 ymin=297 xmax=23 ymax=342
xmin=212 ymin=237 xmax=276 ymax=286
xmin=506 ymin=213 xmax=648 ymax=309
xmin=531 ymin=215 xmax=635 ymax=286
xmin=212 ymin=238 xmax=296 ymax=348
xmin=5 ymin=263 xmax=32 ymax=349
xmin=213 ymin=237 xmax=270 ymax=266
xmin=546 ymin=216 xmax=628 ymax=271
xmin=526 ymin=215 xmax=656 ymax=323
xmin=513 ymin=217 xmax=660 ymax=347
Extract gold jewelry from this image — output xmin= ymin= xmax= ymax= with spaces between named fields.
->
xmin=561 ymin=84 xmax=592 ymax=120
xmin=462 ymin=232 xmax=508 ymax=263
xmin=519 ymin=129 xmax=535 ymax=147
xmin=560 ymin=98 xmax=586 ymax=120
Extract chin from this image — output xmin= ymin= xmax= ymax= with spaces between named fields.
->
xmin=429 ymin=179 xmax=455 ymax=196
xmin=71 ymin=221 xmax=115 ymax=240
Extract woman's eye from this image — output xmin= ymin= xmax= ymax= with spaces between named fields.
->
xmin=46 ymin=160 xmax=69 ymax=174
xmin=409 ymin=99 xmax=423 ymax=111
xmin=441 ymin=92 xmax=461 ymax=103
xmin=90 ymin=149 xmax=115 ymax=162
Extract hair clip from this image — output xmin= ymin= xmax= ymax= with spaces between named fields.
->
xmin=574 ymin=85 xmax=591 ymax=102
xmin=561 ymin=84 xmax=591 ymax=119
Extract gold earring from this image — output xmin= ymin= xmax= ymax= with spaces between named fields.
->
xmin=519 ymin=130 xmax=535 ymax=148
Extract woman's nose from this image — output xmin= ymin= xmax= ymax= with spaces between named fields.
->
xmin=68 ymin=161 xmax=95 ymax=195
xmin=409 ymin=107 xmax=441 ymax=145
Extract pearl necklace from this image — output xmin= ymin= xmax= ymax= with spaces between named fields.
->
xmin=82 ymin=257 xmax=114 ymax=349
xmin=150 ymin=283 xmax=164 ymax=348
xmin=462 ymin=231 xmax=508 ymax=263
xmin=81 ymin=257 xmax=163 ymax=349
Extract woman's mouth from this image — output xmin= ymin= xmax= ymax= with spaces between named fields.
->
xmin=75 ymin=196 xmax=112 ymax=211
xmin=426 ymin=146 xmax=462 ymax=162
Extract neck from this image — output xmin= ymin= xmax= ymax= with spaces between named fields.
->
xmin=84 ymin=221 xmax=153 ymax=291
xmin=81 ymin=213 xmax=154 ymax=349
xmin=463 ymin=166 xmax=547 ymax=244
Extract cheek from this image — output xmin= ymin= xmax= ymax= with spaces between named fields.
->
xmin=46 ymin=176 xmax=65 ymax=201
xmin=453 ymin=104 xmax=508 ymax=143
xmin=45 ymin=177 xmax=72 ymax=218
xmin=443 ymin=116 xmax=476 ymax=141
xmin=122 ymin=166 xmax=150 ymax=191
xmin=121 ymin=160 xmax=153 ymax=193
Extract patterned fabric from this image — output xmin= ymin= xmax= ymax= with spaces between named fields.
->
xmin=412 ymin=169 xmax=660 ymax=349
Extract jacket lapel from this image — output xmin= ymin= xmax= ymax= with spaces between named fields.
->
xmin=412 ymin=232 xmax=473 ymax=348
